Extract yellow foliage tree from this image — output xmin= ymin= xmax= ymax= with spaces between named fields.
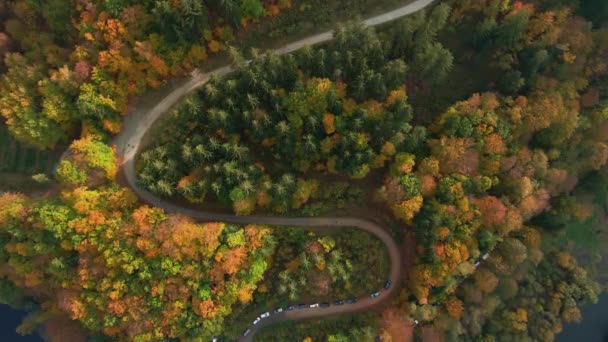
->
xmin=391 ymin=196 xmax=423 ymax=223
xmin=386 ymin=87 xmax=407 ymax=106
xmin=445 ymin=298 xmax=464 ymax=318
xmin=381 ymin=142 xmax=396 ymax=157
xmin=323 ymin=113 xmax=336 ymax=134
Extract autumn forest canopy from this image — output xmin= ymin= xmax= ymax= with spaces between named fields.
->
xmin=1 ymin=0 xmax=608 ymax=341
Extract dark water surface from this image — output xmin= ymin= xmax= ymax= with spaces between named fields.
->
xmin=556 ymin=293 xmax=608 ymax=342
xmin=0 ymin=305 xmax=42 ymax=341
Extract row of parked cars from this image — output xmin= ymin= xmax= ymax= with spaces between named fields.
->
xmin=369 ymin=279 xmax=391 ymax=298
xmin=242 ymin=279 xmax=393 ymax=336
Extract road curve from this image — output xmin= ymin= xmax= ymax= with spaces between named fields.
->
xmin=114 ymin=0 xmax=436 ymax=340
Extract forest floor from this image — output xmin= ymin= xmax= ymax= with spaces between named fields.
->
xmin=0 ymin=122 xmax=64 ymax=192
xmin=0 ymin=123 xmax=61 ymax=176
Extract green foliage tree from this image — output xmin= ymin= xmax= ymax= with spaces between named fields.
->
xmin=55 ymin=160 xmax=87 ymax=185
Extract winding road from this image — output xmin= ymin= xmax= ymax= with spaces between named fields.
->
xmin=114 ymin=0 xmax=436 ymax=340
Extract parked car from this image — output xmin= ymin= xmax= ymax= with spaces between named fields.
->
xmin=384 ymin=280 xmax=392 ymax=289
xmin=309 ymin=303 xmax=319 ymax=308
xmin=297 ymin=303 xmax=306 ymax=309
xmin=252 ymin=317 xmax=261 ymax=325
xmin=413 ymin=319 xmax=420 ymax=326
xmin=273 ymin=308 xmax=283 ymax=314
xmin=482 ymin=253 xmax=490 ymax=260
xmin=243 ymin=329 xmax=251 ymax=336
xmin=320 ymin=302 xmax=330 ymax=308
xmin=261 ymin=312 xmax=270 ymax=318
xmin=347 ymin=298 xmax=357 ymax=304
xmin=334 ymin=300 xmax=345 ymax=305
xmin=474 ymin=261 xmax=480 ymax=267
xmin=370 ymin=291 xmax=381 ymax=298
xmin=285 ymin=306 xmax=295 ymax=311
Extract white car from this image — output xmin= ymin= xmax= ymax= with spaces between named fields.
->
xmin=474 ymin=261 xmax=480 ymax=267
xmin=260 ymin=312 xmax=270 ymax=318
xmin=253 ymin=317 xmax=261 ymax=325
xmin=309 ymin=303 xmax=319 ymax=308
xmin=273 ymin=308 xmax=283 ymax=313
xmin=482 ymin=253 xmax=490 ymax=260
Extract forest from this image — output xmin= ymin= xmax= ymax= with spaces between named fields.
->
xmin=222 ymin=227 xmax=389 ymax=339
xmin=1 ymin=137 xmax=278 ymax=340
xmin=0 ymin=0 xmax=608 ymax=341
xmin=136 ymin=0 xmax=608 ymax=339
xmin=0 ymin=0 xmax=406 ymax=149
xmin=136 ymin=22 xmax=415 ymax=215
xmin=0 ymin=136 xmax=388 ymax=341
